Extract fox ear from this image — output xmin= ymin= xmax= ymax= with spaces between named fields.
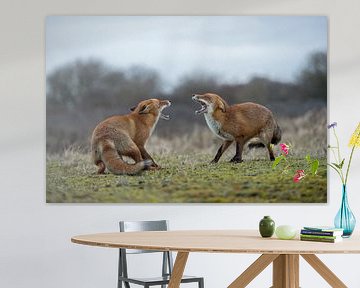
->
xmin=219 ymin=101 xmax=226 ymax=112
xmin=138 ymin=104 xmax=151 ymax=114
xmin=130 ymin=106 xmax=136 ymax=111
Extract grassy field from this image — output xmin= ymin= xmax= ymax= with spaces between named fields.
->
xmin=46 ymin=151 xmax=327 ymax=203
xmin=46 ymin=110 xmax=327 ymax=203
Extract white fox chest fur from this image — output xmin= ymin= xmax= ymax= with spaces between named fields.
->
xmin=204 ymin=113 xmax=234 ymax=141
xmin=148 ymin=114 xmax=160 ymax=138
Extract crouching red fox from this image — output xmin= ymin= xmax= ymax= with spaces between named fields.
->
xmin=91 ymin=99 xmax=171 ymax=175
xmin=192 ymin=93 xmax=281 ymax=163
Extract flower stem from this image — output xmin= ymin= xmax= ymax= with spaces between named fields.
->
xmin=345 ymin=129 xmax=360 ymax=185
xmin=332 ymin=127 xmax=345 ymax=184
xmin=329 ymin=148 xmax=345 ymax=184
xmin=345 ymin=145 xmax=356 ymax=185
xmin=330 ymin=148 xmax=339 ymax=165
xmin=333 ymin=127 xmax=342 ymax=161
xmin=327 ymin=163 xmax=344 ymax=180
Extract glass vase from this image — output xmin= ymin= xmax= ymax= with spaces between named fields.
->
xmin=334 ymin=185 xmax=356 ymax=237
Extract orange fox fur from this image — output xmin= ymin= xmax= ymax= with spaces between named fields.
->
xmin=192 ymin=93 xmax=281 ymax=163
xmin=91 ymin=99 xmax=171 ymax=175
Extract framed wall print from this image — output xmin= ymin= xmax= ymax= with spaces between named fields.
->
xmin=46 ymin=16 xmax=327 ymax=203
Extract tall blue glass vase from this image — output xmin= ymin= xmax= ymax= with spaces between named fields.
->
xmin=334 ymin=185 xmax=356 ymax=237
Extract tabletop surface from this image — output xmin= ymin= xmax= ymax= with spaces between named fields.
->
xmin=71 ymin=230 xmax=360 ymax=254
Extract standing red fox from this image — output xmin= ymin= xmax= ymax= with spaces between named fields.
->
xmin=91 ymin=99 xmax=171 ymax=175
xmin=192 ymin=93 xmax=281 ymax=163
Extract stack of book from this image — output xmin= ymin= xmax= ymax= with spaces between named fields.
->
xmin=300 ymin=226 xmax=344 ymax=243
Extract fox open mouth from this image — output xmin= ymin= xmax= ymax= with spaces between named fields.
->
xmin=160 ymin=113 xmax=170 ymax=120
xmin=160 ymin=102 xmax=171 ymax=120
xmin=193 ymin=99 xmax=208 ymax=115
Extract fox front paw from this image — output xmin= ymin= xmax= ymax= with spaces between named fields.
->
xmin=230 ymin=158 xmax=243 ymax=163
xmin=148 ymin=165 xmax=161 ymax=171
xmin=96 ymin=161 xmax=106 ymax=174
xmin=143 ymin=161 xmax=161 ymax=170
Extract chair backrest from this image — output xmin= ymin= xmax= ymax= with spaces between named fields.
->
xmin=119 ymin=220 xmax=169 ymax=254
xmin=120 ymin=220 xmax=168 ymax=232
xmin=118 ymin=220 xmax=174 ymax=282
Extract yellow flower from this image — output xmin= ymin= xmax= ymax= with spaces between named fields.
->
xmin=349 ymin=122 xmax=360 ymax=147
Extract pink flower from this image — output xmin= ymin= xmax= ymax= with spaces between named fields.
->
xmin=293 ymin=170 xmax=306 ymax=183
xmin=280 ymin=143 xmax=289 ymax=155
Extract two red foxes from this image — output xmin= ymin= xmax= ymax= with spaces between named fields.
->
xmin=91 ymin=93 xmax=281 ymax=175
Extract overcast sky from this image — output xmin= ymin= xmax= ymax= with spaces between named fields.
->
xmin=46 ymin=16 xmax=327 ymax=89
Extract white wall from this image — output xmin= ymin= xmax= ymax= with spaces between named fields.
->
xmin=1 ymin=0 xmax=360 ymax=287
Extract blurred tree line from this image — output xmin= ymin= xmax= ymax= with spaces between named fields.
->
xmin=47 ymin=51 xmax=327 ymax=153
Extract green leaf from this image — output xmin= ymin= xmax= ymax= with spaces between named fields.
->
xmin=305 ymin=154 xmax=311 ymax=163
xmin=311 ymin=160 xmax=320 ymax=175
xmin=332 ymin=162 xmax=341 ymax=169
xmin=328 ymin=163 xmax=340 ymax=172
xmin=339 ymin=158 xmax=345 ymax=169
xmin=272 ymin=155 xmax=285 ymax=169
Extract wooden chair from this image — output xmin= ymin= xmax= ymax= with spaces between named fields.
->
xmin=118 ymin=220 xmax=204 ymax=288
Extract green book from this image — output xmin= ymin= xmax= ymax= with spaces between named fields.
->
xmin=300 ymin=236 xmax=342 ymax=243
xmin=303 ymin=226 xmax=344 ymax=233
xmin=301 ymin=229 xmax=343 ymax=237
xmin=300 ymin=234 xmax=340 ymax=240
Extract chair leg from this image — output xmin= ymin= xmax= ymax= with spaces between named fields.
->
xmin=118 ymin=249 xmax=122 ymax=288
xmin=199 ymin=278 xmax=204 ymax=288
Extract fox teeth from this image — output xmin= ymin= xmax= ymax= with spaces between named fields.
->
xmin=195 ymin=105 xmax=207 ymax=115
xmin=160 ymin=113 xmax=170 ymax=120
